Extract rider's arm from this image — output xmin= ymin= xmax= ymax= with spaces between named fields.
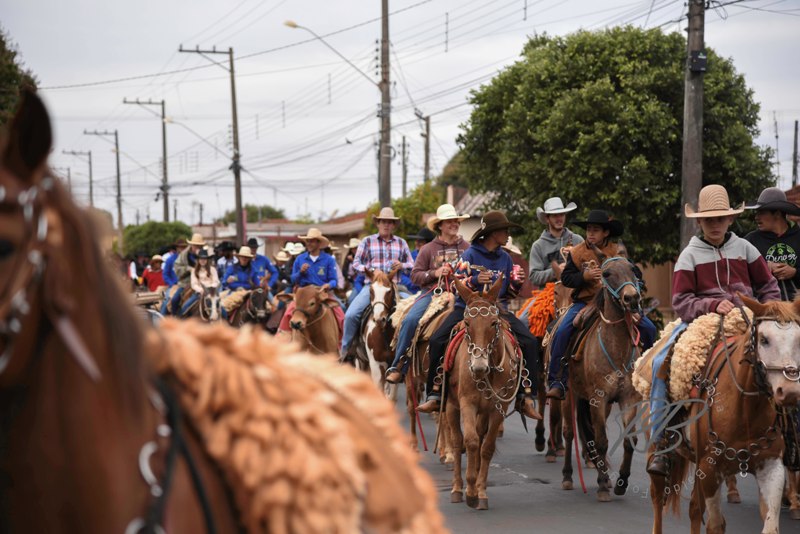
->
xmin=351 ymin=238 xmax=368 ymax=273
xmin=746 ymin=248 xmax=781 ymax=303
xmin=325 ymin=255 xmax=338 ymax=288
xmin=290 ymin=257 xmax=304 ymax=285
xmin=222 ymin=264 xmax=235 ymax=290
xmin=398 ymin=239 xmax=415 ymax=271
xmin=410 ymin=244 xmax=434 ymax=287
xmin=528 ymin=241 xmax=555 ymax=286
xmin=209 ymin=267 xmax=220 ymax=289
xmin=190 ymin=269 xmax=203 ymax=294
xmin=264 ymin=258 xmax=279 ymax=290
xmin=560 ymin=253 xmax=584 ymax=289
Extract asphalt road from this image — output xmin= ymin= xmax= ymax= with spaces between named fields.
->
xmin=395 ymin=392 xmax=796 ymax=533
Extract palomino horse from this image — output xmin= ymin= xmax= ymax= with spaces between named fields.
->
xmin=560 ymin=256 xmax=643 ymax=501
xmin=227 ymin=286 xmax=272 ymax=329
xmin=0 ymin=90 xmax=446 ymax=534
xmin=446 ymin=277 xmax=523 ymax=509
xmin=184 ymin=286 xmax=221 ymax=322
xmin=355 ymin=268 xmax=399 ymax=399
xmin=649 ymin=295 xmax=800 ymax=534
xmin=277 ymin=285 xmax=340 ymax=354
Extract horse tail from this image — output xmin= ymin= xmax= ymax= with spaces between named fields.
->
xmin=665 ymin=451 xmax=690 ymax=517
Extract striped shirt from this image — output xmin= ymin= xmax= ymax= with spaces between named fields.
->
xmin=352 ymin=234 xmax=414 ymax=282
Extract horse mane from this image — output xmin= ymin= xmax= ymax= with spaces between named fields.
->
xmin=757 ymin=300 xmax=800 ymax=323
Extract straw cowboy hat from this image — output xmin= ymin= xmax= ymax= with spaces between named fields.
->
xmin=685 ymin=184 xmax=744 ymax=218
xmin=274 ymin=250 xmax=291 ymax=262
xmin=573 ymin=210 xmax=624 ymax=237
xmin=328 ymin=242 xmax=340 ymax=252
xmin=502 ymin=237 xmax=522 ymax=255
xmin=347 ymin=237 xmax=361 ymax=249
xmin=297 ymin=227 xmax=330 ymax=248
xmin=173 ymin=237 xmax=188 ymax=248
xmin=745 ymin=187 xmax=800 ymax=216
xmin=186 ymin=233 xmax=206 ymax=246
xmin=372 ymin=207 xmax=400 ymax=222
xmin=150 ymin=254 xmax=163 ymax=263
xmin=536 ymin=197 xmax=577 ymax=225
xmin=470 ymin=211 xmax=523 ymax=242
xmin=426 ymin=203 xmax=470 ymax=232
xmin=235 ymin=246 xmax=254 ymax=259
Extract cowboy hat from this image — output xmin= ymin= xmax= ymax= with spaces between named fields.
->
xmin=745 ymin=187 xmax=800 ymax=216
xmin=186 ymin=233 xmax=206 ymax=246
xmin=685 ymin=185 xmax=744 ymax=218
xmin=246 ymin=237 xmax=260 ymax=248
xmin=406 ymin=226 xmax=436 ymax=243
xmin=289 ymin=243 xmax=306 ymax=255
xmin=470 ymin=211 xmax=523 ymax=242
xmin=173 ymin=237 xmax=188 ymax=248
xmin=502 ymin=237 xmax=522 ymax=255
xmin=274 ymin=250 xmax=291 ymax=262
xmin=297 ymin=227 xmax=330 ymax=248
xmin=426 ymin=203 xmax=470 ymax=232
xmin=328 ymin=242 xmax=340 ymax=252
xmin=150 ymin=254 xmax=163 ymax=263
xmin=572 ymin=210 xmax=624 ymax=237
xmin=372 ymin=206 xmax=400 ymax=222
xmin=235 ymin=246 xmax=254 ymax=259
xmin=198 ymin=249 xmax=211 ymax=259
xmin=282 ymin=241 xmax=296 ymax=252
xmin=347 ymin=237 xmax=361 ymax=249
xmin=536 ymin=197 xmax=577 ymax=225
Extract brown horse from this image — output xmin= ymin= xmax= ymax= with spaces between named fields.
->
xmin=649 ymin=296 xmax=800 ymax=534
xmin=355 ymin=268 xmax=399 ymax=399
xmin=183 ymin=286 xmax=221 ymax=322
xmin=227 ymin=287 xmax=272 ymax=328
xmin=560 ymin=256 xmax=643 ymax=501
xmin=0 ymin=91 xmax=447 ymax=534
xmin=276 ymin=285 xmax=340 ymax=355
xmin=445 ymin=277 xmax=523 ymax=510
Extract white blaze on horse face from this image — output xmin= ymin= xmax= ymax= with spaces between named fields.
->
xmin=371 ymin=282 xmax=391 ymax=322
xmin=757 ymin=321 xmax=800 ymax=405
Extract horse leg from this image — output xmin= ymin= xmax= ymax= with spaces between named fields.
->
xmin=545 ymin=398 xmax=559 ymax=462
xmin=561 ymin=395 xmax=574 ymax=490
xmin=462 ymin=405 xmax=481 ymax=508
xmin=404 ymin=377 xmax=418 ymax=450
xmin=475 ymin=411 xmax=503 ymax=510
xmin=787 ymin=467 xmax=800 ymax=520
xmin=589 ymin=399 xmax=612 ymax=502
xmin=614 ymin=395 xmax=639 ymax=496
xmin=725 ymin=474 xmax=741 ymax=504
xmin=446 ymin=399 xmax=464 ymax=503
xmin=650 ymin=472 xmax=667 ymax=534
xmin=694 ymin=473 xmax=723 ymax=534
xmin=535 ymin=385 xmax=546 ymax=452
xmin=755 ymin=457 xmax=784 ymax=534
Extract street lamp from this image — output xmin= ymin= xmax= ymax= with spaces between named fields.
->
xmin=284 ymin=18 xmax=392 ymax=207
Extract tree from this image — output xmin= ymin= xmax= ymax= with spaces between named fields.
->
xmin=216 ymin=204 xmax=285 ymax=224
xmin=457 ymin=27 xmax=773 ymax=264
xmin=0 ymin=27 xmax=37 ymax=126
xmin=364 ymin=181 xmax=445 ymax=237
xmin=123 ymin=221 xmax=192 ymax=257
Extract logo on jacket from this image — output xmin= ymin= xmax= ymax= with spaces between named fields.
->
xmin=766 ymin=243 xmax=797 ymax=267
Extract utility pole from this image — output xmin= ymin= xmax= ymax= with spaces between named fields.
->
xmin=200 ymin=203 xmax=204 ymax=225
xmin=85 ymin=129 xmax=123 ymax=250
xmin=179 ymin=45 xmax=244 ymax=244
xmin=401 ymin=136 xmax=408 ymax=197
xmin=63 ymin=150 xmax=93 ymax=206
xmin=379 ymin=0 xmax=392 ymax=207
xmin=423 ymin=115 xmax=431 ymax=182
xmin=174 ymin=199 xmax=178 ymax=222
xmin=123 ymin=98 xmax=170 ymax=221
xmin=54 ymin=166 xmax=71 ymax=193
xmin=136 ymin=209 xmax=140 ymax=226
xmin=679 ymin=0 xmax=705 ymax=249
xmin=792 ymin=120 xmax=798 ymax=188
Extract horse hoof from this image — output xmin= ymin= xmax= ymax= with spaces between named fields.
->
xmin=727 ymin=491 xmax=741 ymax=504
xmin=477 ymin=498 xmax=489 ymax=510
xmin=585 ymin=460 xmax=596 ymax=469
xmin=445 ymin=463 xmax=454 ymax=471
xmin=450 ymin=492 xmax=463 ymax=504
xmin=597 ymin=491 xmax=612 ymax=502
xmin=790 ymin=509 xmax=800 ymax=520
xmin=545 ymin=454 xmax=557 ymax=463
xmin=562 ymin=480 xmax=573 ymax=490
xmin=556 ymin=448 xmax=566 ymax=457
xmin=466 ymin=495 xmax=479 ymax=508
xmin=498 ymin=430 xmax=504 ymax=438
xmin=614 ymin=484 xmax=627 ymax=496
xmin=535 ymin=438 xmax=545 ymax=452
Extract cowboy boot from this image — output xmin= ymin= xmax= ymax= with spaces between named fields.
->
xmin=516 ymin=395 xmax=543 ymax=420
xmin=385 ymin=368 xmax=403 ymax=384
xmin=646 ymin=440 xmax=672 ymax=477
xmin=416 ymin=395 xmax=441 ymax=413
xmin=545 ymin=384 xmax=565 ymax=400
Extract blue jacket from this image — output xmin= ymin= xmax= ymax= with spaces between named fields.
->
xmin=252 ymin=254 xmax=279 ymax=290
xmin=163 ymin=253 xmax=179 ymax=286
xmin=291 ymin=251 xmax=339 ymax=288
xmin=456 ymin=243 xmax=517 ymax=309
xmin=223 ymin=263 xmax=260 ymax=290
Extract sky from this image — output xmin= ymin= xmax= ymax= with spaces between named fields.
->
xmin=3 ymin=0 xmax=799 ymax=227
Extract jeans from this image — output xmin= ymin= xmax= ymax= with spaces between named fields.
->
xmin=388 ymin=291 xmax=433 ymax=374
xmin=181 ymin=292 xmax=199 ymax=316
xmin=547 ymin=302 xmax=585 ymax=389
xmin=161 ymin=286 xmax=185 ymax=316
xmin=342 ymin=285 xmax=372 ymax=351
xmin=650 ymin=322 xmax=688 ymax=441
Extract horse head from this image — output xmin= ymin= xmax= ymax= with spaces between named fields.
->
xmin=278 ymin=285 xmax=329 ymax=331
xmin=366 ymin=268 xmax=397 ymax=328
xmin=200 ymin=286 xmax=220 ymax=322
xmin=741 ymin=294 xmax=800 ymax=406
xmin=454 ymin=276 xmax=503 ymax=377
xmin=248 ymin=287 xmax=272 ymax=322
xmin=598 ymin=256 xmax=641 ymax=315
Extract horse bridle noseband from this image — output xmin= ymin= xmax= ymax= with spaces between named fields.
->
xmin=600 ymin=257 xmax=642 ymax=314
xmin=464 ymin=302 xmax=501 ymax=370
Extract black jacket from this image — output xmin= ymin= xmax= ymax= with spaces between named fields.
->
xmin=745 ymin=224 xmax=800 ymax=301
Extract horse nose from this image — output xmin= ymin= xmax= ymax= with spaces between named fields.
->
xmin=774 ymin=386 xmax=798 ymax=406
xmin=290 ymin=321 xmax=303 ymax=330
xmin=471 ymin=358 xmax=489 ymax=376
xmin=623 ymin=293 xmax=639 ymax=308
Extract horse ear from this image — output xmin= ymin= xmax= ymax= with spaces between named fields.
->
xmin=2 ymin=88 xmax=52 ymax=183
xmin=365 ymin=268 xmax=375 ymax=281
xmin=276 ymin=292 xmax=294 ymax=303
xmin=487 ymin=274 xmax=504 ymax=301
xmin=387 ymin=265 xmax=401 ymax=281
xmin=739 ymin=293 xmax=767 ymax=317
xmin=454 ymin=278 xmax=473 ymax=303
xmin=317 ymin=286 xmax=329 ymax=300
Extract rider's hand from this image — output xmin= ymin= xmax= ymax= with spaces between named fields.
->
xmin=390 ymin=260 xmax=402 ymax=271
xmin=477 ymin=270 xmax=493 ymax=285
xmin=583 ymin=267 xmax=602 ymax=282
xmin=300 ymin=263 xmax=310 ymax=273
xmin=716 ymin=300 xmax=736 ymax=315
xmin=434 ymin=264 xmax=452 ymax=278
xmin=227 ymin=276 xmax=236 ymax=284
xmin=773 ymin=263 xmax=796 ymax=280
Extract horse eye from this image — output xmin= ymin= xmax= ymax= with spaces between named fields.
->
xmin=759 ymin=335 xmax=769 ymax=346
xmin=602 ymin=271 xmax=611 ymax=278
xmin=0 ymin=239 xmax=14 ymax=260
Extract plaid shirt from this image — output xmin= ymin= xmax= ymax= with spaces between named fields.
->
xmin=352 ymin=234 xmax=414 ymax=281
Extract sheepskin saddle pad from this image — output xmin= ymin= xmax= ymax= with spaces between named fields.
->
xmin=633 ymin=307 xmax=752 ymax=401
xmin=390 ymin=292 xmax=454 ymax=350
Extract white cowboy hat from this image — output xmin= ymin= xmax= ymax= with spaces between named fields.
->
xmin=502 ymin=237 xmax=521 ymax=256
xmin=186 ymin=232 xmax=207 ymax=246
xmin=289 ymin=243 xmax=306 ymax=255
xmin=347 ymin=237 xmax=361 ymax=249
xmin=297 ymin=227 xmax=330 ymax=248
xmin=536 ymin=197 xmax=577 ymax=225
xmin=372 ymin=206 xmax=400 ymax=222
xmin=426 ymin=203 xmax=470 ymax=232
xmin=685 ymin=184 xmax=744 ymax=219
xmin=274 ymin=250 xmax=291 ymax=262
xmin=328 ymin=241 xmax=340 ymax=252
xmin=235 ymin=246 xmax=254 ymax=259
xmin=282 ymin=241 xmax=296 ymax=252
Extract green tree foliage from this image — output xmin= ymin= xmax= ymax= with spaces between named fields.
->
xmin=365 ymin=181 xmax=445 ymax=237
xmin=0 ymin=27 xmax=37 ymax=126
xmin=217 ymin=204 xmax=286 ymax=224
xmin=457 ymin=27 xmax=773 ymax=264
xmin=123 ymin=221 xmax=192 ymax=257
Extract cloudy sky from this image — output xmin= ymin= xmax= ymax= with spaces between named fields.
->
xmin=3 ymin=0 xmax=799 ymax=227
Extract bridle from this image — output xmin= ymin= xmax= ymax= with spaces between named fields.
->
xmin=198 ymin=287 xmax=219 ymax=322
xmin=464 ymin=301 xmax=502 ymax=372
xmin=599 ymin=256 xmax=642 ymax=315
xmin=745 ymin=315 xmax=800 ymax=396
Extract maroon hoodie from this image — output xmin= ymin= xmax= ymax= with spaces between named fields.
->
xmin=411 ymin=236 xmax=469 ymax=289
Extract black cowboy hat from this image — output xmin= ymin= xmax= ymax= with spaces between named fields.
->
xmin=406 ymin=226 xmax=436 ymax=243
xmin=247 ymin=237 xmax=260 ymax=248
xmin=572 ymin=210 xmax=624 ymax=237
xmin=470 ymin=210 xmax=523 ymax=242
xmin=745 ymin=187 xmax=800 ymax=216
xmin=219 ymin=240 xmax=236 ymax=251
xmin=198 ymin=249 xmax=210 ymax=259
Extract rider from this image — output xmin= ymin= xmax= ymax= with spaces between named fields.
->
xmin=646 ymin=185 xmax=780 ymax=476
xmin=222 ymin=246 xmax=261 ymax=291
xmin=416 ymin=211 xmax=543 ymax=420
xmin=168 ymin=233 xmax=205 ymax=315
xmin=402 ymin=226 xmax=437 ymax=294
xmin=545 ymin=210 xmax=657 ymax=400
xmin=385 ymin=204 xmax=470 ymax=384
xmin=182 ymin=248 xmax=221 ymax=315
xmin=744 ymin=187 xmax=800 ymax=301
xmin=142 ymin=254 xmax=166 ymax=292
xmin=216 ymin=241 xmax=237 ymax=280
xmin=341 ymin=207 xmax=414 ymax=360
xmin=248 ymin=237 xmax=279 ymax=293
